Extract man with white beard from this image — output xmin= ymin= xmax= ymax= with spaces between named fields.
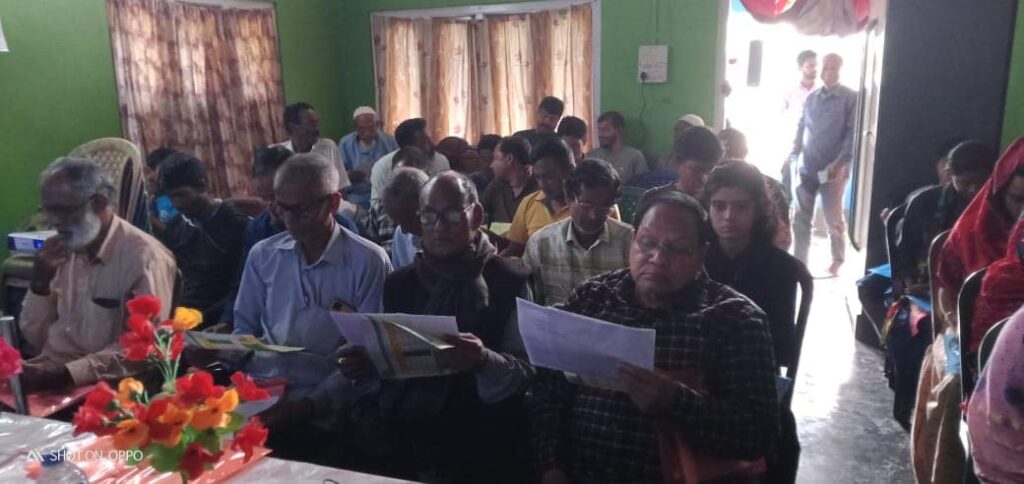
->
xmin=18 ymin=157 xmax=177 ymax=392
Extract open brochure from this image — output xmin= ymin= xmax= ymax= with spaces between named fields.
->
xmin=185 ymin=332 xmax=305 ymax=353
xmin=331 ymin=312 xmax=460 ymax=379
xmin=516 ymin=298 xmax=656 ymax=391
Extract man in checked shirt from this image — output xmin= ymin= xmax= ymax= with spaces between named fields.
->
xmin=532 ymin=189 xmax=779 ymax=483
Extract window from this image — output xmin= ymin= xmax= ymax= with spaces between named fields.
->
xmin=371 ymin=1 xmax=597 ymax=145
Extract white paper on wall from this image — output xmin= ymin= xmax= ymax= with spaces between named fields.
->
xmin=0 ymin=17 xmax=9 ymax=53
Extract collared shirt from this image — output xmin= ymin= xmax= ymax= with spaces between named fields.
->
xmin=272 ymin=138 xmax=351 ymax=189
xmin=587 ymin=145 xmax=650 ymax=184
xmin=522 ymin=217 xmax=634 ymax=305
xmin=338 ymin=131 xmax=398 ymax=173
xmin=390 ymin=225 xmax=421 ymax=270
xmin=507 ymin=191 xmax=621 ymax=245
xmin=531 ymin=270 xmax=779 ymax=482
xmin=234 ymin=222 xmax=392 ymax=412
xmin=369 ymin=150 xmax=450 ymax=203
xmin=792 ymin=84 xmax=858 ymax=176
xmin=481 ymin=177 xmax=539 ymax=224
xmin=221 ymin=210 xmax=359 ymax=324
xmin=19 ymin=216 xmax=177 ymax=386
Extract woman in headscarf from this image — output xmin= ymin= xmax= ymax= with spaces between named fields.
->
xmin=935 ymin=139 xmax=1024 ymax=328
xmin=969 ymin=217 xmax=1024 ymax=353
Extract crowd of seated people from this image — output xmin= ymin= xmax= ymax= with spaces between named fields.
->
xmin=13 ymin=93 xmax=855 ymax=483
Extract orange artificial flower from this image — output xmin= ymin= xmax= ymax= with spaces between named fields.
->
xmin=112 ymin=419 xmax=150 ymax=450
xmin=172 ymin=307 xmax=203 ymax=331
xmin=117 ymin=378 xmax=145 ymax=407
xmin=191 ymin=389 xmax=239 ymax=430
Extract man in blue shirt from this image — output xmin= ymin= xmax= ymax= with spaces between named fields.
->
xmin=233 ymin=153 xmax=392 ymax=454
xmin=338 ymin=107 xmax=399 ymax=208
xmin=791 ymin=53 xmax=858 ymax=276
xmin=220 ymin=146 xmax=358 ymax=327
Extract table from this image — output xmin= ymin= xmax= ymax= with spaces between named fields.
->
xmin=0 ymin=413 xmax=415 ymax=483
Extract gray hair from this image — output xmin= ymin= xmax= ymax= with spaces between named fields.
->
xmin=274 ymin=152 xmax=339 ymax=196
xmin=385 ymin=167 xmax=429 ymax=205
xmin=40 ymin=157 xmax=116 ymax=200
xmin=421 ymin=171 xmax=479 ymax=207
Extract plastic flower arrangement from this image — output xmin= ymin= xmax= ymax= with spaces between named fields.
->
xmin=71 ymin=296 xmax=270 ymax=482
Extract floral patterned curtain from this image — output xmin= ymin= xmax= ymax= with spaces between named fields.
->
xmin=106 ymin=0 xmax=285 ymax=196
xmin=372 ymin=4 xmax=593 ymax=146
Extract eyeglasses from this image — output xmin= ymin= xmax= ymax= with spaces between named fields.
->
xmin=272 ymin=195 xmax=329 ymax=219
xmin=419 ymin=205 xmax=473 ymax=226
xmin=41 ymin=196 xmax=94 ymax=220
xmin=633 ymin=236 xmax=700 ymax=258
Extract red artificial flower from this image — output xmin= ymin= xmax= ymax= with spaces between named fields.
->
xmin=175 ymin=372 xmax=224 ymax=406
xmin=126 ymin=295 xmax=162 ymax=318
xmin=71 ymin=406 xmax=107 ymax=436
xmin=180 ymin=443 xmax=223 ymax=481
xmin=230 ymin=372 xmax=270 ymax=402
xmin=230 ymin=418 xmax=268 ymax=463
xmin=121 ymin=314 xmax=156 ymax=361
xmin=142 ymin=398 xmax=176 ymax=442
xmin=83 ymin=381 xmax=118 ymax=412
xmin=0 ymin=336 xmax=22 ymax=380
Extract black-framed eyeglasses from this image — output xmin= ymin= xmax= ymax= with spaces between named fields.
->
xmin=633 ymin=236 xmax=699 ymax=258
xmin=273 ymin=195 xmax=330 ymax=219
xmin=41 ymin=195 xmax=95 ymax=220
xmin=419 ymin=205 xmax=473 ymax=226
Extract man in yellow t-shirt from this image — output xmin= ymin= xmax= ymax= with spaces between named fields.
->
xmin=502 ymin=137 xmax=619 ymax=257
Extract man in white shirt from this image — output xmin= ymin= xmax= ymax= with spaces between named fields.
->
xmin=382 ymin=167 xmax=428 ymax=269
xmin=370 ymin=118 xmax=450 ymax=204
xmin=273 ymin=102 xmax=350 ymax=190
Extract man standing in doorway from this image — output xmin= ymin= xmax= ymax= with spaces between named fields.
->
xmin=791 ymin=53 xmax=857 ymax=277
xmin=782 ymin=50 xmax=817 ymax=197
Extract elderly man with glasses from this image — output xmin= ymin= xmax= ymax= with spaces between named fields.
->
xmin=531 ymin=189 xmax=779 ymax=484
xmin=19 ymin=157 xmax=177 ymax=392
xmin=336 ymin=171 xmax=534 ymax=483
xmin=232 ymin=153 xmax=391 ymax=458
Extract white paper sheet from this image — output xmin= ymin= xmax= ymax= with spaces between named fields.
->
xmin=331 ymin=312 xmax=460 ymax=379
xmin=516 ymin=298 xmax=656 ymax=390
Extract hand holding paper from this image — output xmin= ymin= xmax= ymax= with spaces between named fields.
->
xmin=332 ymin=312 xmax=461 ymax=379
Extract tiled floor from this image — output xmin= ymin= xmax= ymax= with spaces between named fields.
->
xmin=791 ymin=239 xmax=915 ymax=483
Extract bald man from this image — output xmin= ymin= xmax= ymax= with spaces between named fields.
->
xmin=791 ymin=53 xmax=857 ymax=276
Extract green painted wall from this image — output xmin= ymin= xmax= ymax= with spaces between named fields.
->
xmin=0 ymin=0 xmax=345 ymax=257
xmin=0 ymin=0 xmax=123 ymax=256
xmin=1003 ymin=4 xmax=1024 ymax=149
xmin=336 ymin=0 xmax=723 ymax=157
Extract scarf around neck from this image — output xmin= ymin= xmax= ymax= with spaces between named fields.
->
xmin=413 ymin=232 xmax=497 ymax=324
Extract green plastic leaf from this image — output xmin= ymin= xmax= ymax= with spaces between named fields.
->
xmin=192 ymin=430 xmax=223 ymax=453
xmin=148 ymin=443 xmax=185 ymax=473
xmin=221 ymin=412 xmax=245 ymax=434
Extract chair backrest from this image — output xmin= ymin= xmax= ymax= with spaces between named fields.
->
xmin=884 ymin=202 xmax=908 ymax=281
xmin=977 ymin=317 xmax=1008 ymax=372
xmin=958 ymin=267 xmax=987 ymax=398
xmin=928 ymin=229 xmax=951 ymax=337
xmin=783 ymin=262 xmax=814 ymax=409
xmin=68 ymin=138 xmax=145 ymax=221
xmin=957 ymin=267 xmax=987 ymax=353
xmin=618 ymin=185 xmax=648 ymax=226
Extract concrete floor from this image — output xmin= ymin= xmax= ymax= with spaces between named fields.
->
xmin=791 ymin=239 xmax=915 ymax=483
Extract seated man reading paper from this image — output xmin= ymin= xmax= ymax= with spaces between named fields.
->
xmin=231 ymin=153 xmax=391 ymax=459
xmin=531 ymin=189 xmax=779 ymax=484
xmin=336 ymin=172 xmax=534 ymax=483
